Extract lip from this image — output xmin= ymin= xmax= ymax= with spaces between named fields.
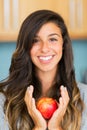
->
xmin=38 ymin=55 xmax=54 ymax=63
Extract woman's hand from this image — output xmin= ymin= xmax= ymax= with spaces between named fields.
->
xmin=48 ymin=85 xmax=70 ymax=130
xmin=24 ymin=85 xmax=47 ymax=130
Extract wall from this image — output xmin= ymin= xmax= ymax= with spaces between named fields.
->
xmin=0 ymin=42 xmax=16 ymax=81
xmin=0 ymin=40 xmax=87 ymax=83
xmin=72 ymin=40 xmax=87 ymax=83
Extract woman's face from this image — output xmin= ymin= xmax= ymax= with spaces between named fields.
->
xmin=30 ymin=22 xmax=63 ymax=73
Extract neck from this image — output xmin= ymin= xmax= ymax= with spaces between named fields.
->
xmin=36 ymin=70 xmax=57 ymax=96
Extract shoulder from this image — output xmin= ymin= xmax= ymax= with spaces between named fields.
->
xmin=0 ymin=92 xmax=6 ymax=107
xmin=77 ymin=82 xmax=87 ymax=130
xmin=0 ymin=93 xmax=9 ymax=130
xmin=77 ymin=82 xmax=87 ymax=91
xmin=77 ymin=82 xmax=87 ymax=102
xmin=77 ymin=82 xmax=87 ymax=108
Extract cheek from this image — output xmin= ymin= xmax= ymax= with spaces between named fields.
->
xmin=30 ymin=46 xmax=40 ymax=63
xmin=55 ymin=45 xmax=63 ymax=55
xmin=30 ymin=50 xmax=35 ymax=64
xmin=30 ymin=48 xmax=35 ymax=62
xmin=30 ymin=46 xmax=38 ymax=57
xmin=30 ymin=49 xmax=34 ymax=57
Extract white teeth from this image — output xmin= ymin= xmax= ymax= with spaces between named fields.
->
xmin=39 ymin=56 xmax=52 ymax=61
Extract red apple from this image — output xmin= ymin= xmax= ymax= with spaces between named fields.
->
xmin=36 ymin=97 xmax=58 ymax=119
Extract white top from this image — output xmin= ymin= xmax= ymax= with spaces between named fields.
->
xmin=0 ymin=82 xmax=87 ymax=130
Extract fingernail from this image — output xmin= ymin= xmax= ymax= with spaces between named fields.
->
xmin=27 ymin=85 xmax=32 ymax=90
xmin=61 ymin=85 xmax=64 ymax=89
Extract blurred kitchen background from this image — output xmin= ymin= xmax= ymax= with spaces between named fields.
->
xmin=0 ymin=0 xmax=87 ymax=84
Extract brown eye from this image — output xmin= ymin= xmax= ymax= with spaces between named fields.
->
xmin=50 ymin=38 xmax=58 ymax=42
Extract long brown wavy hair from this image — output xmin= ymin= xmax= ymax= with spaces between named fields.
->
xmin=0 ymin=10 xmax=84 ymax=130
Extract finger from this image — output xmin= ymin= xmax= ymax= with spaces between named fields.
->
xmin=31 ymin=98 xmax=36 ymax=109
xmin=27 ymin=85 xmax=34 ymax=106
xmin=24 ymin=85 xmax=34 ymax=107
xmin=58 ymin=96 xmax=67 ymax=116
xmin=59 ymin=97 xmax=63 ymax=107
xmin=60 ymin=85 xmax=69 ymax=106
xmin=28 ymin=85 xmax=34 ymax=97
xmin=64 ymin=87 xmax=70 ymax=102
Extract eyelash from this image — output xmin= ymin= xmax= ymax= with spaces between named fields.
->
xmin=49 ymin=38 xmax=58 ymax=41
xmin=32 ymin=38 xmax=58 ymax=44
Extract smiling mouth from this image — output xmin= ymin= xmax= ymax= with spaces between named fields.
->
xmin=38 ymin=55 xmax=54 ymax=61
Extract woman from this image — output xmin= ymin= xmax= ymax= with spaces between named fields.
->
xmin=0 ymin=10 xmax=87 ymax=130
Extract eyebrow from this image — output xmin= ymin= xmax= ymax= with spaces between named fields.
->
xmin=35 ymin=33 xmax=61 ymax=38
xmin=48 ymin=33 xmax=61 ymax=37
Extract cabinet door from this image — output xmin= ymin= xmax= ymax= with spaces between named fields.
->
xmin=0 ymin=0 xmax=19 ymax=41
xmin=0 ymin=0 xmax=57 ymax=41
xmin=54 ymin=0 xmax=87 ymax=39
xmin=0 ymin=0 xmax=87 ymax=41
xmin=67 ymin=0 xmax=87 ymax=39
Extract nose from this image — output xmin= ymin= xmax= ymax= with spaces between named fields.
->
xmin=41 ymin=41 xmax=50 ymax=53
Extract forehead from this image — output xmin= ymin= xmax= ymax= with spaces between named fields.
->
xmin=36 ymin=22 xmax=62 ymax=36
